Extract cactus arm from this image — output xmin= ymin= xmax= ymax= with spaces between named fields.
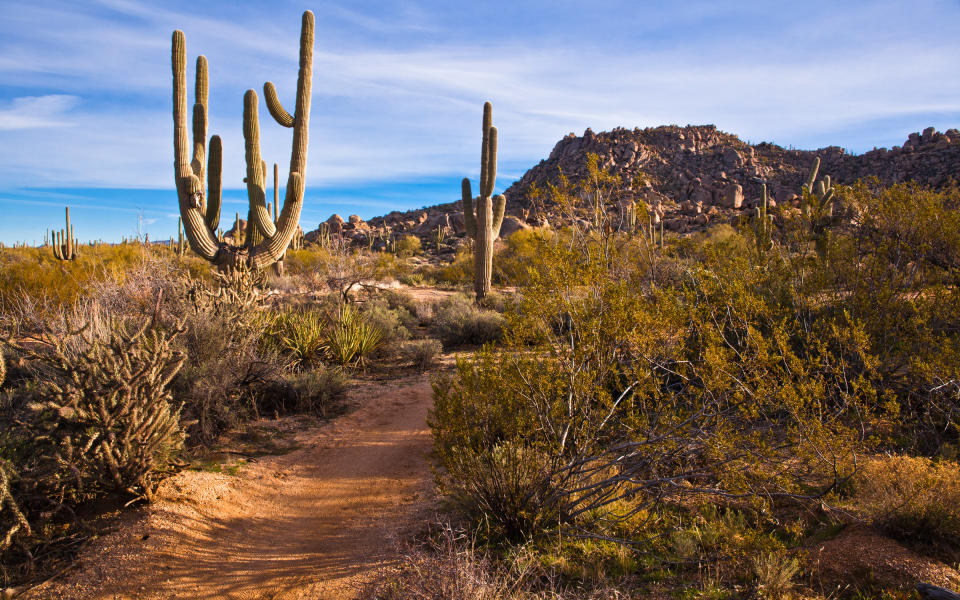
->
xmin=263 ymin=82 xmax=295 ymax=128
xmin=191 ymin=56 xmax=208 ymax=211
xmin=172 ymin=30 xmax=220 ymax=262
xmin=273 ymin=163 xmax=279 ymax=225
xmin=462 ymin=178 xmax=477 ymax=238
xmin=482 ymin=126 xmax=498 ymax=199
xmin=243 ymin=91 xmax=278 ymax=241
xmin=206 ymin=134 xmax=222 ymax=230
xmin=479 ymin=102 xmax=492 ymax=197
xmin=247 ymin=10 xmax=313 ymax=269
xmin=491 ymin=194 xmax=506 ymax=238
xmin=804 ymin=157 xmax=820 ymax=193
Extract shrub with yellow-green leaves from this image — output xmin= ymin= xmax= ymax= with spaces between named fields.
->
xmin=431 ymin=171 xmax=960 ymax=562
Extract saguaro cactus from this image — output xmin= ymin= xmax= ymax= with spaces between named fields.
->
xmin=801 ymin=156 xmax=837 ymax=259
xmin=462 ymin=102 xmax=506 ymax=301
xmin=53 ymin=206 xmax=77 ymax=261
xmin=753 ymin=184 xmax=774 ymax=254
xmin=171 ymin=11 xmax=313 ymax=271
xmin=175 ymin=217 xmax=186 ymax=257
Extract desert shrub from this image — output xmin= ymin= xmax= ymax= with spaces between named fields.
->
xmin=853 ymin=455 xmax=960 ymax=549
xmin=431 ymin=295 xmax=505 ymax=347
xmin=360 ymin=299 xmax=413 ymax=349
xmin=286 ymin=367 xmax=348 ymax=416
xmin=0 ymin=243 xmax=209 ymax=315
xmin=256 ymin=366 xmax=348 ymax=418
xmin=383 ymin=289 xmax=433 ymax=326
xmin=398 ymin=339 xmax=442 ymax=371
xmin=325 ymin=304 xmax=383 ymax=368
xmin=393 ymin=234 xmax=422 ymax=258
xmin=168 ymin=273 xmax=284 ymax=444
xmin=753 ymin=551 xmax=801 ymax=600
xmin=430 ymin=165 xmax=891 ymax=551
xmin=431 ymin=245 xmax=473 ymax=285
xmin=438 ymin=440 xmax=556 ymax=541
xmin=493 ymin=228 xmax=552 ymax=287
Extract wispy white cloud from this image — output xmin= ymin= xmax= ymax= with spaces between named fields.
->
xmin=0 ymin=95 xmax=79 ymax=130
xmin=0 ymin=0 xmax=959 ymax=193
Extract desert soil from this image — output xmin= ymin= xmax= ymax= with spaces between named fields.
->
xmin=28 ymin=376 xmax=436 ymax=600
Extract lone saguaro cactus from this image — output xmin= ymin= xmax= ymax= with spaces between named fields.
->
xmin=53 ymin=206 xmax=77 ymax=261
xmin=171 ymin=11 xmax=313 ymax=271
xmin=462 ymin=102 xmax=506 ymax=301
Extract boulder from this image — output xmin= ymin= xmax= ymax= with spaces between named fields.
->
xmin=723 ymin=183 xmax=744 ymax=209
xmin=326 ymin=214 xmax=345 ymax=234
xmin=499 ymin=216 xmax=531 ymax=238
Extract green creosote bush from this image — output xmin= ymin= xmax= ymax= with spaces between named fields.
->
xmin=431 ymin=295 xmax=505 ymax=348
xmin=392 ymin=234 xmax=421 ymax=258
xmin=430 ymin=161 xmax=940 ymax=555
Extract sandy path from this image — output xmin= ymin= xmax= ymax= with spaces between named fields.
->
xmin=31 ymin=377 xmax=435 ymax=600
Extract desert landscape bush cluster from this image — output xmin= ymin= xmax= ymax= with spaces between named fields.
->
xmin=1 ymin=9 xmax=960 ymax=600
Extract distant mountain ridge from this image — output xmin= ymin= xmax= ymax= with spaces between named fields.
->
xmin=306 ymin=124 xmax=960 ymax=251
xmin=505 ymin=123 xmax=960 ymax=211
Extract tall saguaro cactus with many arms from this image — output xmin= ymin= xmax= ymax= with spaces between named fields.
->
xmin=171 ymin=11 xmax=313 ymax=271
xmin=462 ymin=102 xmax=506 ymax=301
xmin=53 ymin=206 xmax=77 ymax=261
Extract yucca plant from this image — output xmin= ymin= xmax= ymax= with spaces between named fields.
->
xmin=325 ymin=304 xmax=382 ymax=368
xmin=275 ymin=309 xmax=328 ymax=368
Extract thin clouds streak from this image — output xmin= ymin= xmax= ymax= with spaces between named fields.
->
xmin=0 ymin=0 xmax=959 ymax=242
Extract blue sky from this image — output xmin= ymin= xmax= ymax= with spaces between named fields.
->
xmin=1 ymin=0 xmax=959 ymax=244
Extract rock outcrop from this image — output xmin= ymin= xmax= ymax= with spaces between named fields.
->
xmin=303 ymin=125 xmax=960 ymax=252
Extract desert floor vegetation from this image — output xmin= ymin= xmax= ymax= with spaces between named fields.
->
xmin=0 ymin=237 xmax=463 ymax=592
xmin=412 ymin=175 xmax=960 ymax=599
xmin=3 ymin=171 xmax=960 ymax=599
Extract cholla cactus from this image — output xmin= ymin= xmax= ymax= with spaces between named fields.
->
xmin=9 ymin=318 xmax=186 ymax=500
xmin=172 ymin=11 xmax=313 ymax=271
xmin=462 ymin=102 xmax=507 ymax=301
xmin=753 ymin=184 xmax=775 ymax=254
xmin=53 ymin=206 xmax=77 ymax=261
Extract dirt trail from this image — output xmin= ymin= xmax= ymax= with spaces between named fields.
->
xmin=32 ymin=377 xmax=435 ymax=600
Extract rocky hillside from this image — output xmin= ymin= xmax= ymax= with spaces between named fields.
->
xmin=306 ymin=124 xmax=960 ymax=252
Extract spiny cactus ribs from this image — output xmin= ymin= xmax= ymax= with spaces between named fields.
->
xmin=462 ymin=102 xmax=507 ymax=301
xmin=172 ymin=11 xmax=313 ymax=271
